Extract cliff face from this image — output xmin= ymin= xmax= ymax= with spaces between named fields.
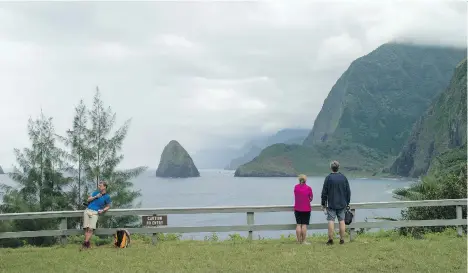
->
xmin=235 ymin=43 xmax=466 ymax=177
xmin=156 ymin=140 xmax=200 ymax=178
xmin=0 ymin=166 xmax=4 ymax=175
xmin=390 ymin=59 xmax=467 ymax=177
xmin=303 ymin=43 xmax=466 ymax=155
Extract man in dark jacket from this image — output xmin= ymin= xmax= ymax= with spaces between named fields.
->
xmin=321 ymin=160 xmax=351 ymax=245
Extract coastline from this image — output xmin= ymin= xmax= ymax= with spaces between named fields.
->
xmin=232 ymin=170 xmax=414 ymax=181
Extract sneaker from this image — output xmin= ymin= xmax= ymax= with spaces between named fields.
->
xmin=326 ymin=239 xmax=333 ymax=245
xmin=339 ymin=239 xmax=345 ymax=245
xmin=302 ymin=241 xmax=311 ymax=245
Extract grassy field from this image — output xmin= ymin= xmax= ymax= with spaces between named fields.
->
xmin=0 ymin=230 xmax=466 ymax=273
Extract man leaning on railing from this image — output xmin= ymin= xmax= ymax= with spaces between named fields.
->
xmin=81 ymin=181 xmax=111 ymax=249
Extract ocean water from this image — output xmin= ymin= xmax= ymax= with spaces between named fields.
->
xmin=0 ymin=169 xmax=413 ymax=240
xmin=133 ymin=169 xmax=412 ymax=239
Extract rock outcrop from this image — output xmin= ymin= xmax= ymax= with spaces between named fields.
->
xmin=0 ymin=165 xmax=4 ymax=174
xmin=156 ymin=140 xmax=200 ymax=178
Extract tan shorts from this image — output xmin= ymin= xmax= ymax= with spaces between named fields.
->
xmin=83 ymin=209 xmax=99 ymax=230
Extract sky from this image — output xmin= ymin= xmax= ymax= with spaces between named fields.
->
xmin=0 ymin=0 xmax=466 ymax=169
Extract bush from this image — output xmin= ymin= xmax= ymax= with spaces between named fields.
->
xmin=393 ymin=147 xmax=467 ymax=236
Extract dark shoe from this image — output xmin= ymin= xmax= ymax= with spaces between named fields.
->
xmin=340 ymin=239 xmax=345 ymax=245
xmin=80 ymin=241 xmax=88 ymax=251
xmin=326 ymin=239 xmax=333 ymax=245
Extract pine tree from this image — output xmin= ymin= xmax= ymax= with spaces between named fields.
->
xmin=59 ymin=100 xmax=91 ymax=208
xmin=84 ymin=88 xmax=147 ymax=228
xmin=0 ymin=112 xmax=71 ymax=246
xmin=0 ymin=89 xmax=147 ymax=246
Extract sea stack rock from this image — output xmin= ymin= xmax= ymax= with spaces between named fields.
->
xmin=0 ymin=165 xmax=4 ymax=174
xmin=156 ymin=140 xmax=200 ymax=178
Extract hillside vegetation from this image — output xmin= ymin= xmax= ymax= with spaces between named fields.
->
xmin=235 ymin=142 xmax=389 ymax=177
xmin=226 ymin=128 xmax=309 ymax=170
xmin=303 ymin=43 xmax=466 ymax=154
xmin=236 ymin=43 xmax=466 ymax=177
xmin=389 ymin=58 xmax=467 ymax=177
xmin=193 ymin=128 xmax=309 ymax=169
xmin=393 ymin=144 xmax=467 ymax=235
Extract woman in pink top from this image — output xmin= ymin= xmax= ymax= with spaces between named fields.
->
xmin=294 ymin=174 xmax=313 ymax=244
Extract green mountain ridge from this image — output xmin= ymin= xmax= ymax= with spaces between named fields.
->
xmin=193 ymin=128 xmax=309 ymax=169
xmin=389 ymin=58 xmax=467 ymax=178
xmin=303 ymin=43 xmax=466 ymax=154
xmin=226 ymin=146 xmax=263 ymax=170
xmin=235 ymin=43 xmax=466 ymax=177
xmin=234 ymin=142 xmax=389 ymax=177
xmin=156 ymin=140 xmax=200 ymax=178
xmin=225 ymin=128 xmax=309 ymax=170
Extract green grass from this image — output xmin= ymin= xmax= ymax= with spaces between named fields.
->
xmin=0 ymin=230 xmax=466 ymax=273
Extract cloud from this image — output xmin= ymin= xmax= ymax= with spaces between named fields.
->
xmin=157 ymin=34 xmax=195 ymax=49
xmin=87 ymin=42 xmax=135 ymax=61
xmin=314 ymin=33 xmax=365 ymax=70
xmin=189 ymin=88 xmax=267 ymax=112
xmin=0 ymin=1 xmax=465 ymax=168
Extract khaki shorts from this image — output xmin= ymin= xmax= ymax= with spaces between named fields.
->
xmin=83 ymin=209 xmax=99 ymax=230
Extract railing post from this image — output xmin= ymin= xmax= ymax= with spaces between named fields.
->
xmin=60 ymin=218 xmax=67 ymax=245
xmin=349 ymin=209 xmax=356 ymax=241
xmin=247 ymin=212 xmax=254 ymax=240
xmin=152 ymin=233 xmax=158 ymax=245
xmin=456 ymin=206 xmax=463 ymax=237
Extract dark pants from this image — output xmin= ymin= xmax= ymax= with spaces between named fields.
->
xmin=294 ymin=211 xmax=311 ymax=225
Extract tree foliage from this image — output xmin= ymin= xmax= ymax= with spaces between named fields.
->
xmin=58 ymin=99 xmax=90 ymax=209
xmin=0 ymin=112 xmax=72 ymax=246
xmin=393 ymin=146 xmax=467 ymax=235
xmin=0 ymin=88 xmax=147 ymax=247
xmin=84 ymin=89 xmax=145 ymax=228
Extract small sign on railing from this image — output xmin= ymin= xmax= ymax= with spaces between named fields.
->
xmin=142 ymin=215 xmax=168 ymax=227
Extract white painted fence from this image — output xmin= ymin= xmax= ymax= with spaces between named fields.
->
xmin=0 ymin=199 xmax=465 ymax=243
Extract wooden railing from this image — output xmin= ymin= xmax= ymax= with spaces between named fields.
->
xmin=0 ymin=199 xmax=466 ymax=244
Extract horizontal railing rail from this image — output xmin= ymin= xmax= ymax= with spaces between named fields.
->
xmin=0 ymin=199 xmax=466 ymax=242
xmin=0 ymin=199 xmax=465 ymax=220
